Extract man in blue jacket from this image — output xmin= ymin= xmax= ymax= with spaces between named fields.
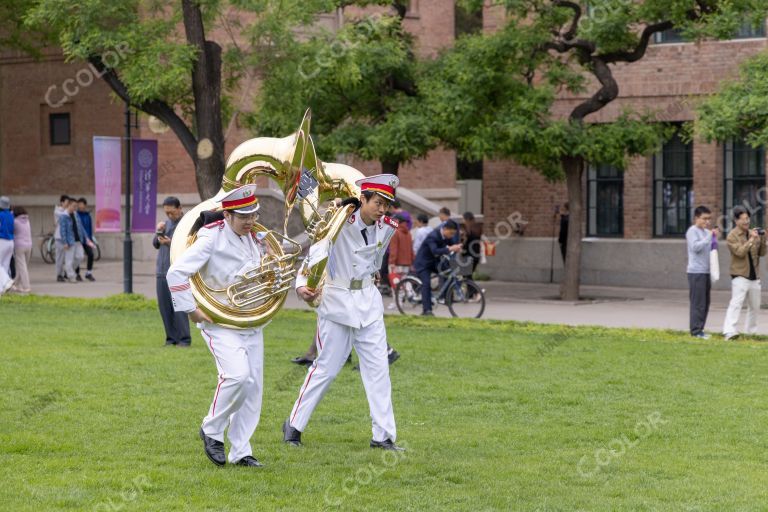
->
xmin=412 ymin=220 xmax=462 ymax=316
xmin=60 ymin=199 xmax=94 ymax=282
xmin=0 ymin=196 xmax=14 ymax=295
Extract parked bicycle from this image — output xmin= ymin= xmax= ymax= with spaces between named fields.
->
xmin=394 ymin=254 xmax=485 ymax=318
xmin=40 ymin=233 xmax=101 ymax=264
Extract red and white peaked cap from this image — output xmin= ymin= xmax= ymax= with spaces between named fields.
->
xmin=355 ymin=174 xmax=399 ymax=201
xmin=220 ymin=184 xmax=260 ymax=214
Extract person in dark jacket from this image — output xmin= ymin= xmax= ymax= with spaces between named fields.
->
xmin=558 ymin=202 xmax=569 ymax=262
xmin=461 ymin=211 xmax=482 ymax=274
xmin=153 ymin=196 xmax=191 ymax=347
xmin=76 ymin=198 xmax=96 ymax=281
xmin=413 ymin=220 xmax=462 ymax=316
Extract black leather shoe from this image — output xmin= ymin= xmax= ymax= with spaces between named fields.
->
xmin=387 ymin=349 xmax=400 ymax=365
xmin=291 ymin=355 xmax=314 ymax=366
xmin=421 ymin=311 xmax=434 ymax=317
xmin=199 ymin=428 xmax=226 ymax=466
xmin=282 ymin=419 xmax=302 ymax=446
xmin=370 ymin=439 xmax=406 ymax=451
xmin=234 ymin=456 xmax=264 ymax=467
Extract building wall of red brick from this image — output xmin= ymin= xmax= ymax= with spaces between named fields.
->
xmin=0 ymin=53 xmax=123 ymax=196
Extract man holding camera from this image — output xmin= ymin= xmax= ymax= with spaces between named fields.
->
xmin=723 ymin=206 xmax=766 ymax=340
xmin=153 ymin=196 xmax=190 ymax=347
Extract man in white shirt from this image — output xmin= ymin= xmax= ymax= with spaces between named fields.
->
xmin=411 ymin=213 xmax=431 ymax=256
xmin=167 ymin=184 xmax=267 ymax=467
xmin=283 ymin=174 xmax=405 ymax=451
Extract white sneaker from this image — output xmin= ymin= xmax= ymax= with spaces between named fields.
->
xmin=692 ymin=333 xmax=711 ymax=340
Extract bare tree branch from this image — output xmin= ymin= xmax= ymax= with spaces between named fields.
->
xmin=599 ymin=20 xmax=673 ymax=63
xmin=392 ymin=0 xmax=407 ymax=20
xmin=570 ymin=57 xmax=618 ymax=122
xmin=87 ymin=55 xmax=198 ymax=161
xmin=554 ymin=0 xmax=582 ymax=41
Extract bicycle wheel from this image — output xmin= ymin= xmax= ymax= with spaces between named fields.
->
xmin=447 ymin=279 xmax=485 ymax=319
xmin=93 ymin=242 xmax=101 ymax=262
xmin=40 ymin=236 xmax=54 ymax=264
xmin=395 ymin=276 xmax=424 ymax=316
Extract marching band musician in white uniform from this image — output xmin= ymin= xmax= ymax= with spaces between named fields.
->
xmin=283 ymin=174 xmax=405 ymax=451
xmin=167 ymin=184 xmax=268 ymax=467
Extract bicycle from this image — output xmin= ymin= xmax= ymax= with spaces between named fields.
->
xmin=40 ymin=232 xmax=55 ymax=264
xmin=40 ymin=233 xmax=101 ymax=264
xmin=394 ymin=254 xmax=486 ymax=318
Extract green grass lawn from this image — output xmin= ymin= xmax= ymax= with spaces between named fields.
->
xmin=2 ymin=294 xmax=768 ymax=511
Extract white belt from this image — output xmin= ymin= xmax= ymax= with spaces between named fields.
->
xmin=328 ymin=276 xmax=375 ymax=290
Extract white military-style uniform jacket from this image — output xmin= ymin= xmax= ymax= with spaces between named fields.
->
xmin=167 ymin=219 xmax=265 ymax=322
xmin=296 ymin=213 xmax=397 ymax=329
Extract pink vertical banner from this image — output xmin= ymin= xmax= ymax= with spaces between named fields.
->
xmin=131 ymin=139 xmax=158 ymax=232
xmin=93 ymin=136 xmax=122 ymax=232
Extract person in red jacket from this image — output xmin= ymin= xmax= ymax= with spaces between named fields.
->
xmin=387 ymin=213 xmax=414 ymax=289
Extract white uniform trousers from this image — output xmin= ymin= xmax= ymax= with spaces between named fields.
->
xmin=0 ymin=239 xmax=13 ymax=293
xmin=199 ymin=324 xmax=264 ymax=463
xmin=723 ymin=277 xmax=762 ymax=336
xmin=289 ymin=316 xmax=396 ymax=443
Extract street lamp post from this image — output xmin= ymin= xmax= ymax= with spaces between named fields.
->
xmin=123 ymin=102 xmax=139 ymax=294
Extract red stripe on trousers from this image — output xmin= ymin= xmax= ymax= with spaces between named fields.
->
xmin=291 ymin=365 xmax=317 ymax=424
xmin=202 ymin=329 xmax=225 ymax=415
xmin=211 ymin=377 xmax=224 ymax=415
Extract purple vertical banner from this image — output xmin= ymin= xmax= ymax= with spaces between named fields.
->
xmin=93 ymin=136 xmax=122 ymax=232
xmin=131 ymin=139 xmax=158 ymax=232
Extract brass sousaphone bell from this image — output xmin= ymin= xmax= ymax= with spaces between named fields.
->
xmin=169 ymin=112 xmax=319 ymax=328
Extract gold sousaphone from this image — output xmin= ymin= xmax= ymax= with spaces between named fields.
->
xmin=169 ymin=112 xmax=317 ymax=328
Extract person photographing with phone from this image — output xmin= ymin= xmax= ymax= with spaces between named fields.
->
xmin=153 ymin=196 xmax=191 ymax=347
xmin=686 ymin=206 xmax=718 ymax=339
xmin=722 ymin=206 xmax=766 ymax=340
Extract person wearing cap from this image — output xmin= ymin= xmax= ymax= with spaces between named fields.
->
xmin=166 ymin=184 xmax=268 ymax=468
xmin=283 ymin=174 xmax=405 ymax=452
xmin=0 ymin=196 xmax=14 ymax=295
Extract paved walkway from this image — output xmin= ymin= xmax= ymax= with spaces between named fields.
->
xmin=13 ymin=258 xmax=768 ymax=335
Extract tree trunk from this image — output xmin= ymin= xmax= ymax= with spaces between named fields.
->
xmin=381 ymin=160 xmax=400 ymax=176
xmin=560 ymin=156 xmax=584 ymax=301
xmin=183 ymin=0 xmax=226 ymax=200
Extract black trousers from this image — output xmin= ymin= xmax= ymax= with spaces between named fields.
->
xmin=156 ymin=276 xmax=191 ymax=345
xmin=688 ymin=273 xmax=711 ymax=335
xmin=417 ymin=268 xmax=434 ymax=313
xmin=82 ymin=243 xmax=94 ymax=271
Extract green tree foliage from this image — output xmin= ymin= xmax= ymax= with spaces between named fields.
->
xmin=250 ymin=4 xmax=436 ymax=173
xmin=698 ymin=52 xmax=768 ymax=147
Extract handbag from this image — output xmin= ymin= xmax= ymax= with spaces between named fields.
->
xmin=709 ymin=233 xmax=719 ymax=283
